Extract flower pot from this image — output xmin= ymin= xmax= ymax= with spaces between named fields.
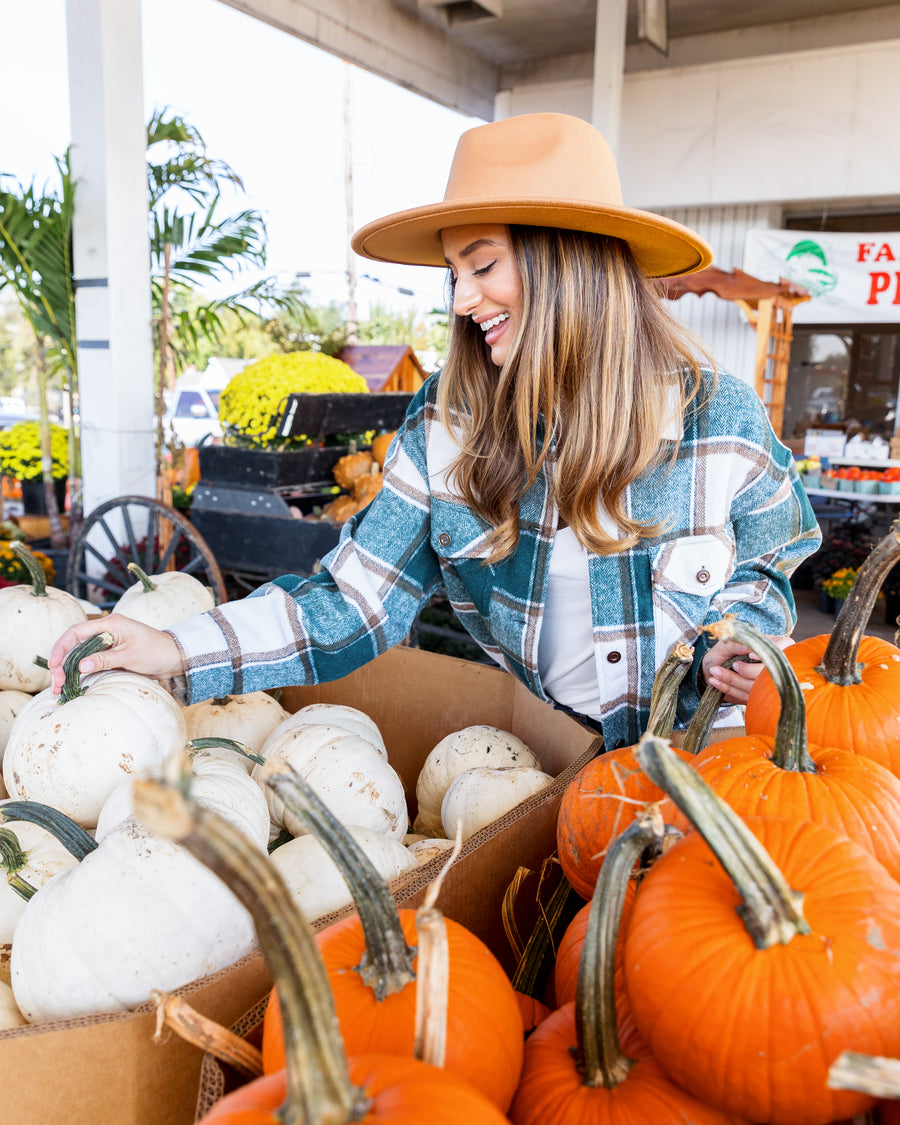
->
xmin=20 ymin=477 xmax=67 ymax=516
xmin=817 ymin=589 xmax=834 ymax=614
xmin=832 ymin=596 xmax=846 ymax=617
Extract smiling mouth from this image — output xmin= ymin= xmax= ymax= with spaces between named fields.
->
xmin=479 ymin=313 xmax=509 ymax=333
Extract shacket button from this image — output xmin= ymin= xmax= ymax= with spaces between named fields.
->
xmin=606 ymin=651 xmax=622 ymax=664
xmin=696 ymin=568 xmax=711 ymax=584
xmin=438 ymin=532 xmax=451 ymax=548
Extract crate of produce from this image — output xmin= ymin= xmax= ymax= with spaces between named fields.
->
xmin=0 ymin=647 xmax=601 ymax=1125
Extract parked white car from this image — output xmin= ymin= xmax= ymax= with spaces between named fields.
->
xmin=163 ymin=384 xmax=223 ymax=447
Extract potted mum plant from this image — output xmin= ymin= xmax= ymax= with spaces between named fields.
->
xmin=0 ymin=420 xmax=68 ymax=516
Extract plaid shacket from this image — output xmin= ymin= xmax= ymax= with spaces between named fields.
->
xmin=168 ymin=368 xmax=821 ymax=750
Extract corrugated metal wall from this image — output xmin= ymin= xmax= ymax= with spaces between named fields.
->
xmin=658 ymin=203 xmax=783 ymax=386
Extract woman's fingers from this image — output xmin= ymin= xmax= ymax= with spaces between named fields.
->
xmin=48 ymin=614 xmax=184 ymax=693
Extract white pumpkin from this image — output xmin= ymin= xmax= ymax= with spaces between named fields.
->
xmin=0 ymin=549 xmax=87 ymax=692
xmin=0 ymin=690 xmax=32 ymax=800
xmin=2 ymin=668 xmax=187 ymax=828
xmin=269 ymin=703 xmax=388 ymax=757
xmin=440 ymin=766 xmax=553 ymax=841
xmin=414 ymin=725 xmax=539 ymax=836
xmin=183 ymin=692 xmax=290 ymax=767
xmin=268 ymin=825 xmax=417 ymax=922
xmin=406 ymin=836 xmax=455 ymax=866
xmin=113 ymin=563 xmax=215 ymax=629
xmin=254 ymin=727 xmax=408 ymax=841
xmin=95 ymin=749 xmax=270 ymax=851
xmin=0 ymin=979 xmax=26 ymax=1029
xmin=10 ymin=816 xmax=257 ymax=1022
xmin=0 ymin=819 xmax=81 ymax=943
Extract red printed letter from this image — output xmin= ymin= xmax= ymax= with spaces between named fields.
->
xmin=875 ymin=243 xmax=897 ymax=262
xmin=868 ymin=273 xmax=891 ymax=304
xmin=858 ymin=242 xmax=876 ymax=261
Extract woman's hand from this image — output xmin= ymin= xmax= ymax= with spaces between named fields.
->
xmin=48 ymin=614 xmax=185 ymax=694
xmin=701 ymin=634 xmax=793 ymax=707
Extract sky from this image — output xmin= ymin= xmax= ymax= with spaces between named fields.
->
xmin=2 ymin=0 xmax=484 ymax=319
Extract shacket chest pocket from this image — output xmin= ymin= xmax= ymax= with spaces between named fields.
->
xmin=430 ymin=498 xmax=497 ymax=617
xmin=649 ymin=532 xmax=736 ymax=664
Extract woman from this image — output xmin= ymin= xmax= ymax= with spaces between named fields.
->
xmin=49 ymin=113 xmax=820 ymax=748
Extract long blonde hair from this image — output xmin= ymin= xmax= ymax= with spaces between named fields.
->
xmin=437 ymin=226 xmax=713 ymax=562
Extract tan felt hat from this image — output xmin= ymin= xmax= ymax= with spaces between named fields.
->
xmin=351 ymin=113 xmax=712 ymax=279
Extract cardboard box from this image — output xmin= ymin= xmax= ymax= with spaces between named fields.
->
xmin=0 ymin=646 xmax=599 ymax=1125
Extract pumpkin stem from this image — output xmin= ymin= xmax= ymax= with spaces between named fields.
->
xmin=10 ymin=540 xmax=48 ymax=597
xmin=151 ymin=990 xmax=264 ymax=1079
xmin=636 ymin=734 xmax=811 ymax=949
xmin=703 ymin=617 xmax=816 ymax=773
xmin=0 ymin=826 xmax=35 ymax=897
xmin=680 ymin=656 xmax=746 ymax=756
xmin=260 ymin=758 xmax=417 ymax=999
xmin=131 ymin=775 xmax=370 ymax=1125
xmin=186 ymin=736 xmax=265 ymax=767
xmin=126 ymin=562 xmax=157 ymax=592
xmin=576 ymin=808 xmax=664 ymax=1087
xmin=820 ymin=517 xmax=900 ymax=685
xmin=0 ymin=799 xmax=97 ymax=859
xmin=828 ymin=1051 xmax=900 ymax=1099
xmin=413 ymin=831 xmax=462 ymax=1068
xmin=646 ymin=642 xmax=694 ymax=737
xmin=59 ymin=632 xmax=115 ymax=705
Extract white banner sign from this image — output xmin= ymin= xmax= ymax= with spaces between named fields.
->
xmin=743 ymin=229 xmax=900 ymax=324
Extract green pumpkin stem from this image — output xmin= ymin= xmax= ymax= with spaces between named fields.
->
xmin=132 ymin=759 xmax=370 ymax=1125
xmin=126 ymin=562 xmax=157 ymax=592
xmin=186 ymin=736 xmax=265 ymax=767
xmin=577 ymin=808 xmax=664 ymax=1087
xmin=636 ymin=734 xmax=811 ymax=950
xmin=260 ymin=758 xmax=417 ymax=1000
xmin=703 ymin=617 xmax=816 ymax=773
xmin=821 ymin=517 xmax=900 ymax=685
xmin=10 ymin=540 xmax=47 ymax=597
xmin=646 ymin=642 xmax=694 ymax=737
xmin=0 ymin=799 xmax=97 ymax=859
xmin=680 ymin=654 xmax=751 ymax=757
xmin=0 ymin=825 xmax=41 ymax=901
xmin=59 ymin=632 xmax=115 ymax=704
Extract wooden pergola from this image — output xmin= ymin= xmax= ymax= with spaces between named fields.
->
xmin=658 ymin=267 xmax=810 ymax=439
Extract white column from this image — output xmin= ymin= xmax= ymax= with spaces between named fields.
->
xmin=66 ymin=0 xmax=155 ymax=515
xmin=591 ymin=0 xmax=627 ymax=155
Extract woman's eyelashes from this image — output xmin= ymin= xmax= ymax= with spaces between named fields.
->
xmin=473 ymin=259 xmax=497 ymax=277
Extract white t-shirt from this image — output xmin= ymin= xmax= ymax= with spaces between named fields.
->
xmin=537 ymin=526 xmax=604 ymax=721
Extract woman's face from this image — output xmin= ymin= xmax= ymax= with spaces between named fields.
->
xmin=442 ymin=223 xmax=523 ymax=368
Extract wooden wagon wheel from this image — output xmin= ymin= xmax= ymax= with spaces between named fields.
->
xmin=65 ymin=495 xmax=227 ymax=610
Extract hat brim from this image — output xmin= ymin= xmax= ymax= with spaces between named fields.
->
xmin=351 ymin=199 xmax=713 ymax=279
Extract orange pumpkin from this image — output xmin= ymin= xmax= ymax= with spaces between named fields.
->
xmin=553 ymin=878 xmax=635 ymax=1008
xmin=321 ymin=494 xmax=361 ymax=524
xmin=371 ymin=430 xmax=397 ymax=468
xmin=352 ymin=469 xmax=383 ymax=506
xmin=627 ymin=736 xmax=900 ymax=1125
xmin=511 ymin=807 xmax=738 ymax=1125
xmin=259 ymin=764 xmax=524 ymax=1112
xmin=556 ymin=643 xmax=693 ymax=899
xmin=676 ymin=617 xmax=900 ymax=882
xmin=746 ymin=518 xmax=900 ymax=775
xmin=130 ymin=765 xmax=510 ymax=1125
xmin=333 ymin=449 xmax=375 ymax=490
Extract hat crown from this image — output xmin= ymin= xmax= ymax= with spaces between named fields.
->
xmin=443 ymin=113 xmax=624 ymax=209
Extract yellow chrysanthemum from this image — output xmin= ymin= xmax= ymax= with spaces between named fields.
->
xmin=219 ymin=353 xmax=369 ymax=449
xmin=0 ymin=421 xmax=69 ymax=481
